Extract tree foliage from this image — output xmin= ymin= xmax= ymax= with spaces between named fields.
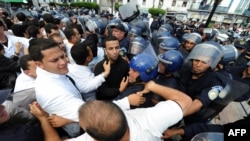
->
xmin=115 ymin=3 xmax=122 ymax=11
xmin=49 ymin=2 xmax=100 ymax=11
xmin=148 ymin=8 xmax=165 ymax=16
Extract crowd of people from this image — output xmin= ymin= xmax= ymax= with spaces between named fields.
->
xmin=0 ymin=4 xmax=250 ymax=141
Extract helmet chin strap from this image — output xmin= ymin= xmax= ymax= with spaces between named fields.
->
xmin=135 ymin=76 xmax=142 ymax=83
xmin=128 ymin=77 xmax=143 ymax=86
xmin=164 ymin=71 xmax=173 ymax=77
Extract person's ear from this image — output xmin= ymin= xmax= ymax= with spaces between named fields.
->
xmin=35 ymin=61 xmax=44 ymax=69
xmin=86 ymin=56 xmax=92 ymax=62
xmin=23 ymin=69 xmax=30 ymax=76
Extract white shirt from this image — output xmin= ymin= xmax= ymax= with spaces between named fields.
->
xmin=59 ymin=29 xmax=66 ymax=39
xmin=68 ymin=100 xmax=183 ymax=141
xmin=35 ymin=67 xmax=84 ymax=122
xmin=3 ymin=34 xmax=29 ymax=58
xmin=14 ymin=72 xmax=35 ymax=93
xmin=67 ymin=64 xmax=105 ymax=93
xmin=64 ymin=39 xmax=76 ymax=64
xmin=67 ymin=63 xmax=130 ymax=110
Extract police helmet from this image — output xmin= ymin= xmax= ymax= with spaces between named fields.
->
xmin=158 ymin=23 xmax=174 ymax=35
xmin=122 ymin=22 xmax=131 ymax=33
xmin=187 ymin=41 xmax=223 ymax=69
xmin=234 ymin=37 xmax=247 ymax=49
xmin=128 ymin=37 xmax=147 ymax=56
xmin=85 ymin=18 xmax=106 ymax=35
xmin=159 ymin=37 xmax=180 ymax=51
xmin=83 ymin=8 xmax=90 ymax=15
xmin=158 ymin=50 xmax=184 ymax=73
xmin=221 ymin=44 xmax=239 ymax=64
xmin=95 ymin=19 xmax=107 ymax=35
xmin=157 ymin=31 xmax=172 ymax=46
xmin=127 ymin=26 xmax=142 ymax=41
xmin=108 ymin=19 xmax=127 ymax=33
xmin=108 ymin=18 xmax=122 ymax=28
xmin=186 ymin=33 xmax=202 ymax=44
xmin=129 ymin=53 xmax=158 ymax=82
xmin=181 ymin=33 xmax=190 ymax=43
xmin=134 ymin=21 xmax=150 ymax=37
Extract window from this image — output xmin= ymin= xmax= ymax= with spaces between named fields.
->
xmin=182 ymin=2 xmax=187 ymax=7
xmin=159 ymin=0 xmax=163 ymax=7
xmin=143 ymin=0 xmax=146 ymax=5
xmin=128 ymin=0 xmax=130 ymax=2
xmin=172 ymin=0 xmax=176 ymax=6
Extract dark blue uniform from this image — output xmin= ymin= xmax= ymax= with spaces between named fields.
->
xmin=94 ymin=56 xmax=129 ymax=100
xmin=179 ymin=69 xmax=225 ymax=124
xmin=119 ymin=37 xmax=130 ymax=51
xmin=153 ymin=73 xmax=182 ymax=103
xmin=228 ymin=64 xmax=250 ymax=102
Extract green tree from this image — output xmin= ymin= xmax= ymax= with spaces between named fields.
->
xmin=148 ymin=8 xmax=165 ymax=16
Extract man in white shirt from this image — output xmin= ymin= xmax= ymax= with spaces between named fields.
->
xmin=68 ymin=41 xmax=110 ymax=101
xmin=84 ymin=33 xmax=105 ymax=72
xmin=28 ymin=38 xmax=136 ymax=137
xmin=13 ymin=55 xmax=37 ymax=109
xmin=14 ymin=55 xmax=36 ymax=93
xmin=30 ymin=81 xmax=192 ymax=141
xmin=28 ymin=38 xmax=84 ymax=137
xmin=0 ymin=20 xmax=29 ymax=58
xmin=63 ymin=25 xmax=82 ymax=64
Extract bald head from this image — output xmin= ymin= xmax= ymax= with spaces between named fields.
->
xmin=78 ymin=100 xmax=128 ymax=141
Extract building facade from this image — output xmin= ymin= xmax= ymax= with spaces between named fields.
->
xmin=35 ymin=0 xmax=250 ymax=26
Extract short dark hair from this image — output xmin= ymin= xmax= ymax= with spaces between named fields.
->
xmin=28 ymin=38 xmax=59 ymax=61
xmin=11 ymin=24 xmax=26 ymax=37
xmin=104 ymin=35 xmax=119 ymax=48
xmin=42 ymin=13 xmax=54 ymax=24
xmin=53 ymin=18 xmax=61 ymax=25
xmin=16 ymin=12 xmax=27 ymax=22
xmin=44 ymin=23 xmax=58 ymax=34
xmin=27 ymin=25 xmax=40 ymax=38
xmin=70 ymin=42 xmax=90 ymax=65
xmin=63 ymin=25 xmax=77 ymax=40
xmin=74 ymin=24 xmax=83 ymax=37
xmin=85 ymin=33 xmax=98 ymax=57
xmin=78 ymin=100 xmax=128 ymax=141
xmin=19 ymin=55 xmax=33 ymax=70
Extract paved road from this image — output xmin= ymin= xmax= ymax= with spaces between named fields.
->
xmin=211 ymin=101 xmax=249 ymax=125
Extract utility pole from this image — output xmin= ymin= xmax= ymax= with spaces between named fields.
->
xmin=205 ymin=0 xmax=222 ymax=28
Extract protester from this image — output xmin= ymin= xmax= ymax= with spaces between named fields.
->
xmin=94 ymin=35 xmax=129 ymax=100
xmin=30 ymin=81 xmax=192 ymax=141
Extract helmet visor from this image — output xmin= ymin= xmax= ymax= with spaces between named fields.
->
xmin=187 ymin=43 xmax=223 ymax=69
xmin=129 ymin=42 xmax=145 ymax=55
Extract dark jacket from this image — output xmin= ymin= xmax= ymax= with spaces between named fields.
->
xmin=0 ymin=54 xmax=20 ymax=90
xmin=94 ymin=55 xmax=129 ymax=100
xmin=179 ymin=69 xmax=225 ymax=124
